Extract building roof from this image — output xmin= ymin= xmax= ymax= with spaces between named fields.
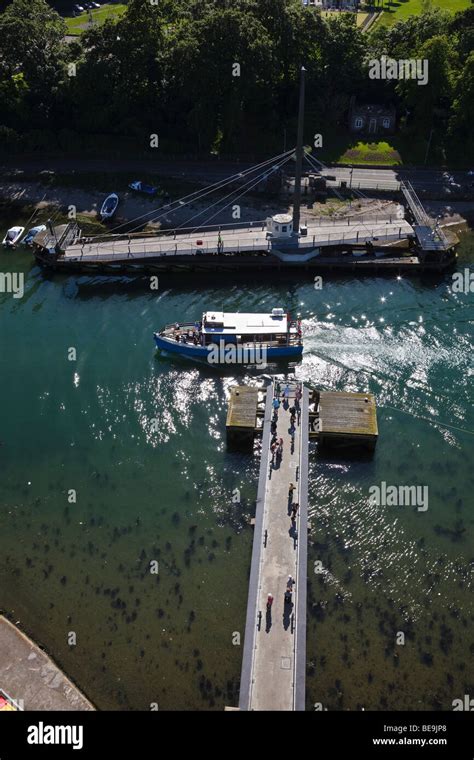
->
xmin=202 ymin=310 xmax=293 ymax=335
xmin=273 ymin=214 xmax=293 ymax=224
xmin=351 ymin=103 xmax=395 ymax=118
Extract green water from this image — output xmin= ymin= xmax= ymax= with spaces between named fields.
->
xmin=0 ymin=223 xmax=473 ymax=710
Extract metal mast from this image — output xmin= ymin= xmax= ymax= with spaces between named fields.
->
xmin=292 ymin=66 xmax=306 ymax=237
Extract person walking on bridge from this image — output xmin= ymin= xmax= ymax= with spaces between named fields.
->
xmin=276 ymin=437 xmax=284 ymax=461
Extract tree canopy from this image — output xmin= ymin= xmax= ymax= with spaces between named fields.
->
xmin=0 ymin=0 xmax=472 ymax=161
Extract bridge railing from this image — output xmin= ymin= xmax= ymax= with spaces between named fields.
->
xmin=65 ymin=220 xmax=413 ymax=261
xmin=66 ymin=226 xmax=412 ymax=262
xmin=304 ymin=213 xmax=404 ymax=226
xmin=326 ymin=180 xmax=402 ymax=192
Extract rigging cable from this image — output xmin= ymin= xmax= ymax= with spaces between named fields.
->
xmin=179 ymin=153 xmax=294 ymax=236
xmin=88 ymin=148 xmax=296 ymax=239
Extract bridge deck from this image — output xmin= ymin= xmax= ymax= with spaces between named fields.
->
xmin=60 ymin=220 xmax=414 ymax=263
xmin=239 ymin=380 xmax=308 ymax=711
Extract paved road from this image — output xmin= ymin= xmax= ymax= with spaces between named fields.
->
xmin=322 ymin=166 xmax=474 ymax=194
xmin=1 ymin=156 xmax=473 ymax=196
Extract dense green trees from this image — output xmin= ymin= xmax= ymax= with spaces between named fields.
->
xmin=369 ymin=7 xmax=472 ymax=160
xmin=0 ymin=0 xmax=472 ymax=160
xmin=396 ymin=35 xmax=455 ymax=132
xmin=0 ymin=0 xmax=67 ymax=119
xmin=70 ymin=0 xmax=167 ymax=136
xmin=449 ymin=52 xmax=474 ymax=158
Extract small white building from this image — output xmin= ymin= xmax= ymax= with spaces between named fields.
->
xmin=266 ymin=213 xmax=294 ymax=239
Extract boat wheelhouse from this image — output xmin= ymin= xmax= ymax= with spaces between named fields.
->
xmin=153 ymin=308 xmax=303 ymax=364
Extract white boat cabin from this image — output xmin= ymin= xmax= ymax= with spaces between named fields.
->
xmin=201 ymin=308 xmax=300 ymax=346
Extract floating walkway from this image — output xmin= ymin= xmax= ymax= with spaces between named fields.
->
xmin=226 ymin=386 xmax=265 ymax=446
xmin=309 ymin=391 xmax=378 ymax=451
xmin=233 ymin=382 xmax=378 ymax=710
xmin=239 ymin=380 xmax=308 ymax=710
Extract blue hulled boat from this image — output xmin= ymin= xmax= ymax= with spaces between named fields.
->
xmin=153 ymin=308 xmax=303 ymax=365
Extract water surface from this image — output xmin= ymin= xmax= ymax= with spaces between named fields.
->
xmin=0 ymin=226 xmax=473 ymax=710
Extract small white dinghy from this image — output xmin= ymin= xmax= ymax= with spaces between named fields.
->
xmin=100 ymin=193 xmax=119 ymax=220
xmin=2 ymin=226 xmax=25 ymax=248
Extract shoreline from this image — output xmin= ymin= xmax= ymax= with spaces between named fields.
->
xmin=0 ymin=613 xmax=95 ymax=711
xmin=0 ymin=178 xmax=472 ymax=234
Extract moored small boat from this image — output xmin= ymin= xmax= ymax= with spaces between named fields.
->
xmin=129 ymin=180 xmax=158 ymax=196
xmin=23 ymin=224 xmax=47 ymax=247
xmin=153 ymin=308 xmax=303 ymax=365
xmin=2 ymin=226 xmax=25 ymax=248
xmin=100 ymin=193 xmax=119 ymax=220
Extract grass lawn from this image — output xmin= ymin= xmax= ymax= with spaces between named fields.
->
xmin=65 ymin=3 xmax=127 ymax=35
xmin=321 ymin=11 xmax=369 ymax=27
xmin=356 ymin=12 xmax=370 ymax=27
xmin=318 ymin=130 xmax=449 ymax=166
xmin=337 ymin=140 xmax=402 ymax=165
xmin=376 ymin=0 xmax=471 ymax=27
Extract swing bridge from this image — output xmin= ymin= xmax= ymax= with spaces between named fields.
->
xmin=32 ymin=70 xmax=457 ymax=274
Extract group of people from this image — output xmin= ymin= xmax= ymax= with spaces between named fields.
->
xmin=271 ymin=382 xmax=301 ymax=459
xmin=271 ymin=394 xmax=283 ymax=462
xmin=275 ymin=381 xmax=291 ymax=403
xmin=266 ymin=575 xmax=295 ymax=611
xmin=270 ymin=434 xmax=283 ymax=462
xmin=174 ymin=321 xmax=203 ymax=346
xmin=289 ymin=399 xmax=301 ymax=426
xmin=288 ymin=482 xmax=299 ymax=524
xmin=284 ymin=575 xmax=295 ymax=604
xmin=265 ymin=383 xmax=302 ymax=613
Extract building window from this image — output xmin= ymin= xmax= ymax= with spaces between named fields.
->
xmin=382 ymin=118 xmax=390 ymax=128
xmin=354 ymin=117 xmax=363 ymax=129
xmin=282 ymin=225 xmax=287 ymax=232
